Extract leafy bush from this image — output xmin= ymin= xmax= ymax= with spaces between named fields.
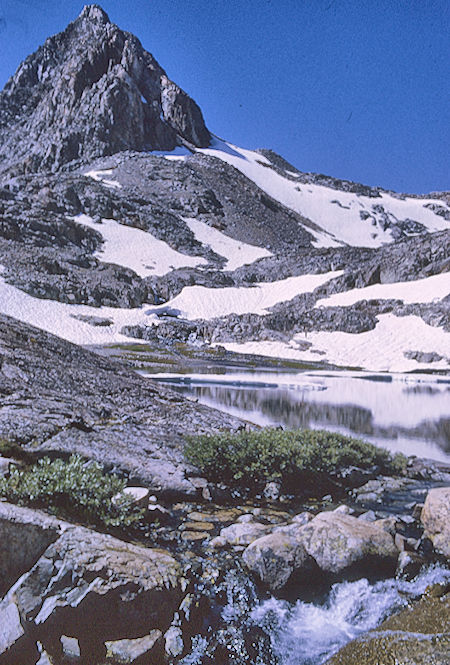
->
xmin=0 ymin=455 xmax=144 ymax=527
xmin=185 ymin=428 xmax=407 ymax=490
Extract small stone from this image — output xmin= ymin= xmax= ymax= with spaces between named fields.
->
xmin=399 ymin=514 xmax=415 ymax=525
xmin=333 ymin=504 xmax=353 ymax=514
xmin=180 ymin=530 xmax=208 ymax=542
xmin=164 ymin=625 xmax=184 ymax=659
xmin=187 ymin=511 xmax=216 ymax=523
xmin=412 ymin=503 xmax=424 ymax=520
xmin=202 ymin=486 xmax=212 ymax=501
xmin=0 ymin=457 xmax=12 ymax=477
xmin=236 ymin=514 xmax=254 ymax=524
xmin=358 ymin=510 xmax=377 ymax=522
xmin=263 ymin=481 xmax=281 ymax=502
xmin=188 ymin=477 xmax=208 ymax=489
xmin=183 ymin=521 xmax=214 ymax=531
xmin=112 ymin=486 xmax=149 ymax=509
xmin=61 ymin=635 xmax=80 ymax=659
xmin=395 ymin=533 xmax=407 ymax=551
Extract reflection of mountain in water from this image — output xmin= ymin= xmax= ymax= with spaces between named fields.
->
xmin=172 ymin=384 xmax=450 ymax=452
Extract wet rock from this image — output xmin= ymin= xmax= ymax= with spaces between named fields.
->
xmin=242 ymin=530 xmax=313 ymax=591
xmin=396 ymin=551 xmax=426 ymax=580
xmin=299 ymin=512 xmax=398 ymax=575
xmin=421 ymin=487 xmax=450 ymax=558
xmin=210 ymin=522 xmax=270 ymax=548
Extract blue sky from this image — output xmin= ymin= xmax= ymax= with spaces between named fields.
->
xmin=0 ymin=0 xmax=448 ymax=193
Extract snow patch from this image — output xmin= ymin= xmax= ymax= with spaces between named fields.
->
xmin=185 ymin=218 xmax=271 ymax=270
xmin=0 ymin=273 xmax=156 ymax=345
xmin=316 ymin=272 xmax=450 ymax=308
xmin=151 ymin=271 xmax=343 ymax=320
xmin=84 ymin=168 xmax=122 ymax=189
xmin=220 ymin=314 xmax=450 ymax=372
xmin=74 ymin=214 xmax=207 ymax=277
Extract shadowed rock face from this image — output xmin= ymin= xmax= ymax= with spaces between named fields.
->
xmin=0 ymin=4 xmax=210 ymax=175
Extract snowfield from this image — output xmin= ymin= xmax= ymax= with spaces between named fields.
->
xmin=0 ymin=271 xmax=156 ymax=345
xmin=221 ymin=314 xmax=450 ymax=372
xmin=316 ymin=272 xmax=450 ymax=308
xmin=74 ymin=214 xmax=207 ymax=277
xmin=151 ymin=271 xmax=343 ymax=320
xmin=198 ymin=139 xmax=449 ymax=248
xmin=185 ymin=218 xmax=272 ymax=270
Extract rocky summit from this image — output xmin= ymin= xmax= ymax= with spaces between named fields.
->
xmin=0 ymin=4 xmax=449 ymax=665
xmin=0 ymin=4 xmax=210 ymax=175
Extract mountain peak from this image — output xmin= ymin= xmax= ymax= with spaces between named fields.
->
xmin=78 ymin=4 xmax=111 ymax=23
xmin=0 ymin=6 xmax=210 ymax=175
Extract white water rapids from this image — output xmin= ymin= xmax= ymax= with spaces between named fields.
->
xmin=251 ymin=565 xmax=450 ymax=664
xmin=179 ymin=564 xmax=450 ymax=664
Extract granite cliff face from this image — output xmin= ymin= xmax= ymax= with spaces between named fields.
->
xmin=0 ymin=5 xmax=210 ymax=175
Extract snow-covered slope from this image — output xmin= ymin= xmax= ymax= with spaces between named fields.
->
xmin=221 ymin=314 xmax=450 ymax=373
xmin=149 ymin=271 xmax=343 ymax=320
xmin=0 ymin=269 xmax=155 ymax=345
xmin=185 ymin=218 xmax=272 ymax=270
xmin=74 ymin=214 xmax=207 ymax=277
xmin=316 ymin=273 xmax=450 ymax=308
xmin=195 ymin=139 xmax=449 ymax=248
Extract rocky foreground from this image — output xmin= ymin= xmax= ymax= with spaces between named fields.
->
xmin=0 ymin=314 xmax=449 ymax=664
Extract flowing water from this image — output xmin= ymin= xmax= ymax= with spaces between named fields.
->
xmin=143 ymin=368 xmax=450 ymax=462
xmin=178 ymin=565 xmax=450 ymax=665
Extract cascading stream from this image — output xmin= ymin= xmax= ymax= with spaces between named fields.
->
xmin=180 ymin=564 xmax=450 ymax=665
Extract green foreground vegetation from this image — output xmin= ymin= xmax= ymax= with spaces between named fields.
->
xmin=0 ymin=455 xmax=144 ymax=528
xmin=186 ymin=428 xmax=407 ymax=490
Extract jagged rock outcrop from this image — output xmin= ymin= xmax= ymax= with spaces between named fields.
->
xmin=0 ymin=503 xmax=181 ymax=664
xmin=0 ymin=5 xmax=210 ymax=175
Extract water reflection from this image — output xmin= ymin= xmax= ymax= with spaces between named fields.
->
xmin=144 ymin=370 xmax=450 ymax=462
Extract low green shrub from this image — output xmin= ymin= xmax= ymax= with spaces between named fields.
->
xmin=0 ymin=455 xmax=144 ymax=527
xmin=185 ymin=428 xmax=407 ymax=490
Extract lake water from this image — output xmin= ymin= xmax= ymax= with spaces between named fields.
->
xmin=143 ymin=368 xmax=450 ymax=462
